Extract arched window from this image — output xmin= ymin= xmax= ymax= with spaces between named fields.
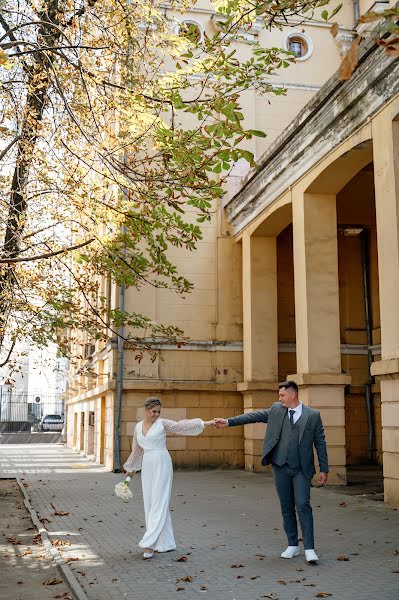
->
xmin=284 ymin=33 xmax=313 ymax=61
xmin=177 ymin=20 xmax=204 ymax=44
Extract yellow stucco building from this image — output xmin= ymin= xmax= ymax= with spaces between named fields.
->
xmin=66 ymin=1 xmax=399 ymax=506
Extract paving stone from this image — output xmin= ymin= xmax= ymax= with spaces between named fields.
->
xmin=1 ymin=444 xmax=399 ymax=600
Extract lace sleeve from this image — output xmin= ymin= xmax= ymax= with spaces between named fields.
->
xmin=162 ymin=418 xmax=204 ymax=436
xmin=123 ymin=426 xmax=144 ymax=472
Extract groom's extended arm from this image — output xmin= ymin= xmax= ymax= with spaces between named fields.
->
xmin=215 ymin=408 xmax=271 ymax=428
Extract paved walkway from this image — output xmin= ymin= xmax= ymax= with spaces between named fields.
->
xmin=1 ymin=444 xmax=398 ymax=600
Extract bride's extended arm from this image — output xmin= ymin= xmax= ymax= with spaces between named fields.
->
xmin=123 ymin=426 xmax=144 ymax=473
xmin=162 ymin=418 xmax=214 ymax=436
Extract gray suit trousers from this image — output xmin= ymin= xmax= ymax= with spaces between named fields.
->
xmin=272 ymin=464 xmax=314 ymax=550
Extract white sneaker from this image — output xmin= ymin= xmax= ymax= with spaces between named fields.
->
xmin=305 ymin=549 xmax=319 ymax=563
xmin=281 ymin=545 xmax=300 ymax=559
xmin=143 ymin=550 xmax=154 ymax=560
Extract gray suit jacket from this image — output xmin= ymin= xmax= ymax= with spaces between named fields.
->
xmin=228 ymin=402 xmax=329 ymax=479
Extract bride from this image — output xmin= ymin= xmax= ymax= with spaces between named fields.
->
xmin=124 ymin=396 xmax=215 ymax=559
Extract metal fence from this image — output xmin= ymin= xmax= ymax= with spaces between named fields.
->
xmin=0 ymin=390 xmax=65 ymax=433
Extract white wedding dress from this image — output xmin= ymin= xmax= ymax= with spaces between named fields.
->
xmin=123 ymin=417 xmax=204 ymax=551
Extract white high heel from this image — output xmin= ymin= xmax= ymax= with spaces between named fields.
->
xmin=143 ymin=549 xmax=154 ymax=559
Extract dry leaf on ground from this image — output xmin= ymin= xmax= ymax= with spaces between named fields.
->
xmin=65 ymin=557 xmax=79 ymax=563
xmin=278 ymin=580 xmax=287 ymax=585
xmin=52 ymin=539 xmax=71 ymax=547
xmin=230 ymin=563 xmax=244 ymax=568
xmin=175 ymin=555 xmax=188 ymax=562
xmin=315 ymin=593 xmax=333 ymax=598
xmin=337 ymin=555 xmax=349 ymax=561
xmin=42 ymin=578 xmax=63 ymax=586
xmin=6 ymin=537 xmax=22 ymax=545
xmin=259 ymin=594 xmax=278 ymax=600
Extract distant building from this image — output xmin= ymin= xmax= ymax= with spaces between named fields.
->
xmin=0 ymin=343 xmax=68 ymax=429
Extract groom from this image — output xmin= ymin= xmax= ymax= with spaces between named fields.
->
xmin=214 ymin=381 xmax=328 ymax=563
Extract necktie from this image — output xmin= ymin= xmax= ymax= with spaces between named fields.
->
xmin=289 ymin=409 xmax=295 ymax=425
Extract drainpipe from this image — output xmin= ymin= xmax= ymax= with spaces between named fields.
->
xmin=353 ymin=0 xmax=360 ymax=25
xmin=114 ymin=225 xmax=126 ymax=472
xmin=360 ymin=228 xmax=376 ymax=462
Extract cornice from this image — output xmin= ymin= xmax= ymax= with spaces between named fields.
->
xmin=225 ymin=34 xmax=399 ymax=235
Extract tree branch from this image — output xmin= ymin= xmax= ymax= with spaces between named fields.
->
xmin=0 ymin=238 xmax=95 ymax=263
xmin=0 ymin=136 xmax=21 ymax=162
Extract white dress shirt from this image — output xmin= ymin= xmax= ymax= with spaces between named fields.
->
xmin=288 ymin=403 xmax=303 ymax=424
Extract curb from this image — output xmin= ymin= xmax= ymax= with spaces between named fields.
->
xmin=16 ymin=475 xmax=89 ymax=600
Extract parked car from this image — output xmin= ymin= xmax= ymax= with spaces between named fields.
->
xmin=39 ymin=414 xmax=64 ymax=432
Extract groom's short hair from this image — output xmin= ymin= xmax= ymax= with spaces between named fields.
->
xmin=279 ymin=380 xmax=299 ymax=394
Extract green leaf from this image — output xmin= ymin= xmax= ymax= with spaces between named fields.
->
xmin=331 ymin=3 xmax=343 ymax=18
xmin=246 ymin=129 xmax=266 ymax=138
xmin=321 ymin=10 xmax=329 ymax=21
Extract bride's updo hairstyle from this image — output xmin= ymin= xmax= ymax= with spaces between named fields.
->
xmin=144 ymin=397 xmax=162 ymax=409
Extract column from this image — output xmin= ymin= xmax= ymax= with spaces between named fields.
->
xmin=371 ymin=111 xmax=399 ymax=507
xmin=291 ymin=190 xmax=349 ymax=484
xmin=239 ymin=232 xmax=279 ymax=471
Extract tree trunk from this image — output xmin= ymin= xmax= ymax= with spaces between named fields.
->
xmin=0 ymin=0 xmax=62 ymax=351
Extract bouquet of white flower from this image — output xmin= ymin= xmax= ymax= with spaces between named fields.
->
xmin=114 ymin=475 xmax=133 ymax=502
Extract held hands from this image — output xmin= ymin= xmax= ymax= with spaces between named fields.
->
xmin=203 ymin=418 xmax=229 ymax=428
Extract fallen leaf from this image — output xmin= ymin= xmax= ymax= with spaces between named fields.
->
xmin=230 ymin=563 xmax=244 ymax=568
xmin=42 ymin=578 xmax=63 ymax=586
xmin=6 ymin=537 xmax=22 ymax=545
xmin=315 ymin=594 xmax=333 ymax=598
xmin=54 ymin=594 xmax=73 ymax=599
xmin=20 ymin=549 xmax=33 ymax=556
xmin=33 ymin=534 xmax=42 ymax=545
xmin=77 ymin=570 xmax=86 ymax=576
xmin=278 ymin=580 xmax=287 ymax=585
xmin=176 ymin=587 xmax=185 ymax=591
xmin=337 ymin=555 xmax=349 ymax=561
xmin=296 ymin=567 xmax=304 ymax=572
xmin=236 ymin=575 xmax=244 ymax=579
xmin=175 ymin=555 xmax=188 ymax=562
xmin=251 ymin=576 xmax=260 ymax=580
xmin=259 ymin=594 xmax=278 ymax=599
xmin=65 ymin=557 xmax=79 ymax=563
xmin=52 ymin=540 xmax=71 ymax=547
xmin=200 ymin=585 xmax=207 ymax=590
xmin=339 ymin=502 xmax=347 ymax=507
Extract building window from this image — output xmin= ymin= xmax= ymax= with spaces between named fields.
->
xmin=177 ymin=20 xmax=203 ymax=44
xmin=284 ymin=33 xmax=313 ymax=61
